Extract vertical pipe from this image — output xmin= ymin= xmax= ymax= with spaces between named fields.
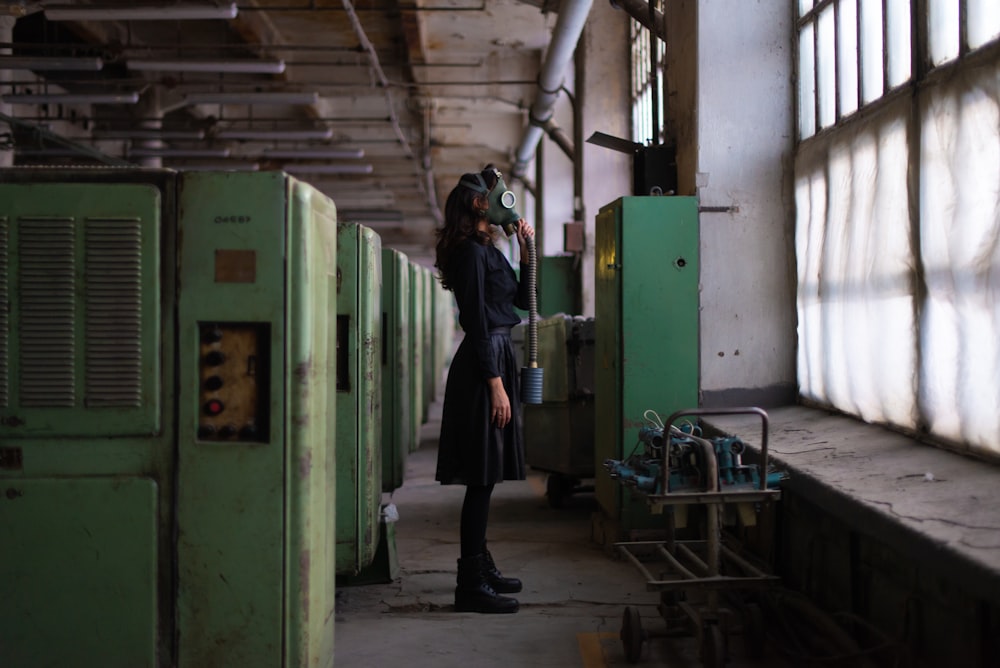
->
xmin=0 ymin=16 xmax=14 ymax=167
xmin=135 ymin=88 xmax=163 ymax=168
xmin=573 ymin=28 xmax=585 ymax=226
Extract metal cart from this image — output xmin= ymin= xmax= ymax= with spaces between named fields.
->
xmin=609 ymin=407 xmax=783 ymax=667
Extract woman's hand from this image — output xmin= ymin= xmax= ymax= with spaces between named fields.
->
xmin=516 ymin=219 xmax=535 ymax=259
xmin=487 ymin=377 xmax=511 ymax=428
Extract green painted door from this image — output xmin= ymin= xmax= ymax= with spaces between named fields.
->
xmin=594 ymin=196 xmax=700 ymax=534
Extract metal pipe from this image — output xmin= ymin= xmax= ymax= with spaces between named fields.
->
xmin=656 ymin=544 xmax=700 ymax=581
xmin=340 ymin=0 xmax=442 ymax=225
xmin=0 ymin=16 xmax=13 ymax=168
xmin=609 ymin=0 xmax=666 ymax=41
xmin=541 ymin=116 xmax=573 ymax=160
xmin=511 ymin=0 xmax=594 ymax=179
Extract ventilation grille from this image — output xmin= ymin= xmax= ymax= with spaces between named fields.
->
xmin=85 ymin=218 xmax=143 ymax=407
xmin=0 ymin=218 xmax=8 ymax=408
xmin=18 ymin=217 xmax=76 ymax=407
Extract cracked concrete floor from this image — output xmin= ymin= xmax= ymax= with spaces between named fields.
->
xmin=332 ymin=400 xmax=797 ymax=668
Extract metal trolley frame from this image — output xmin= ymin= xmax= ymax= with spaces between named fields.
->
xmin=613 ymin=407 xmax=782 ymax=667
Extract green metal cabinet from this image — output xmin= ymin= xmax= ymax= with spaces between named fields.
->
xmin=524 ymin=315 xmax=596 ymax=489
xmin=176 ymin=172 xmax=338 ymax=668
xmin=420 ymin=266 xmax=434 ymax=419
xmin=433 ymin=274 xmax=456 ymax=395
xmin=539 ymin=255 xmax=581 ymax=316
xmin=0 ymin=174 xmax=172 ymax=668
xmin=407 ymin=261 xmax=425 ymax=452
xmin=335 ymin=222 xmax=383 ymax=575
xmin=594 ymin=196 xmax=699 ymax=536
xmin=0 ymin=169 xmax=340 ymax=668
xmin=381 ymin=248 xmax=411 ymax=492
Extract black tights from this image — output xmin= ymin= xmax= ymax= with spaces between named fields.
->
xmin=460 ymin=484 xmax=495 ymax=558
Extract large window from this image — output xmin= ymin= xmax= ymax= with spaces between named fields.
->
xmin=795 ymin=0 xmax=1000 ymax=460
xmin=630 ymin=13 xmax=666 ymax=145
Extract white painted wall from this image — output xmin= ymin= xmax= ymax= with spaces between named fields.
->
xmin=662 ymin=1 xmax=796 ymax=405
xmin=541 ymin=91 xmax=575 ymax=258
xmin=578 ymin=1 xmax=632 ymax=316
xmin=694 ymin=1 xmax=797 ymax=405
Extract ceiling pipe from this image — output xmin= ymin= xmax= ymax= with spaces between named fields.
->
xmin=541 ymin=116 xmax=573 ymax=161
xmin=510 ymin=0 xmax=594 ymax=181
xmin=609 ymin=0 xmax=666 ymax=42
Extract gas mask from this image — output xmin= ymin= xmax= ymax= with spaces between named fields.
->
xmin=462 ymin=167 xmax=520 ymax=236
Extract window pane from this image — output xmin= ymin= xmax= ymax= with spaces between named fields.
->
xmin=928 ymin=0 xmax=959 ymax=65
xmin=799 ymin=0 xmax=815 ymax=18
xmin=860 ymin=0 xmax=884 ymax=104
xmin=818 ymin=6 xmax=836 ymax=128
xmin=838 ymin=0 xmax=860 ymax=117
xmin=968 ymin=0 xmax=1000 ymax=50
xmin=886 ymin=0 xmax=911 ymax=88
xmin=799 ymin=22 xmax=817 ymax=138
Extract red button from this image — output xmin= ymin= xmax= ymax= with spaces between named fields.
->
xmin=204 ymin=399 xmax=225 ymax=416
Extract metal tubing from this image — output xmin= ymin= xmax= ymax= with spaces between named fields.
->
xmin=610 ymin=0 xmax=666 ymax=41
xmin=616 ymin=544 xmax=656 ymax=583
xmin=720 ymin=544 xmax=769 ymax=578
xmin=655 ymin=544 xmax=700 ymax=581
xmin=676 ymin=543 xmax=709 ymax=576
xmin=511 ymin=0 xmax=594 ymax=178
xmin=661 ymin=407 xmax=771 ymax=495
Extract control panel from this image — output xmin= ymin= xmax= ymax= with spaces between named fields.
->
xmin=197 ymin=322 xmax=270 ymax=442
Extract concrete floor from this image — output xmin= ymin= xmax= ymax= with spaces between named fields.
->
xmin=333 ymin=398 xmax=797 ymax=668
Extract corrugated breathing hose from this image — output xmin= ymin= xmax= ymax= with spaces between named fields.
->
xmin=521 ymin=233 xmax=543 ymax=404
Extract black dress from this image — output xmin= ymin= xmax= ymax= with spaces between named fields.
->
xmin=435 ymin=238 xmax=530 ymax=486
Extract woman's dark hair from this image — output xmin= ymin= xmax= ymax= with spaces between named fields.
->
xmin=434 ymin=165 xmax=499 ymax=291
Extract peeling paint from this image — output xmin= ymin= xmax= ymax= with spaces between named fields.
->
xmin=299 ymin=451 xmax=313 ymax=480
xmin=299 ymin=550 xmax=310 ymax=618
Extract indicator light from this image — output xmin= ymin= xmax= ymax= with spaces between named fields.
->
xmin=204 ymin=399 xmax=225 ymax=416
xmin=204 ymin=375 xmax=223 ymax=391
xmin=205 ymin=351 xmax=226 ymax=366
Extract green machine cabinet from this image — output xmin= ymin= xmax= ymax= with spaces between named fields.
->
xmin=407 ymin=261 xmax=425 ymax=452
xmin=335 ymin=222 xmax=383 ymax=575
xmin=0 ymin=174 xmax=171 ymax=668
xmin=381 ymin=247 xmax=411 ymax=492
xmin=524 ymin=315 xmax=596 ymax=507
xmin=176 ymin=172 xmax=338 ymax=668
xmin=594 ymin=196 xmax=699 ymax=538
xmin=420 ymin=265 xmax=434 ymax=419
xmin=1 ymin=168 xmax=340 ymax=668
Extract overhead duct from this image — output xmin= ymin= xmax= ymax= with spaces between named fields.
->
xmin=511 ymin=0 xmax=594 ymax=180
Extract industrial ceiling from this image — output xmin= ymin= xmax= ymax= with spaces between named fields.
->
xmin=0 ymin=0 xmax=573 ymax=266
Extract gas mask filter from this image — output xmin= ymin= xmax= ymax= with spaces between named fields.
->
xmin=462 ymin=167 xmax=520 ymax=236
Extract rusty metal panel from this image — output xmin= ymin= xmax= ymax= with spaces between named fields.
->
xmin=381 ymin=247 xmax=410 ymax=492
xmin=284 ymin=177 xmax=338 ymax=668
xmin=335 ymin=222 xmax=382 ymax=575
xmin=176 ymin=171 xmax=287 ymax=668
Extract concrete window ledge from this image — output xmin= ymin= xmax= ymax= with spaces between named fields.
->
xmin=704 ymin=405 xmax=1000 ymax=604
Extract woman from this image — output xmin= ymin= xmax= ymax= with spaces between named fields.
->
xmin=434 ymin=165 xmax=534 ymax=614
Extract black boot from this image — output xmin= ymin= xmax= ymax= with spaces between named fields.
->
xmin=455 ymin=555 xmax=519 ymax=614
xmin=482 ymin=544 xmax=522 ymax=594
